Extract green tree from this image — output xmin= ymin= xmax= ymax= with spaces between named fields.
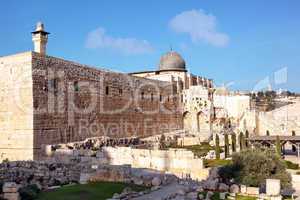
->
xmin=292 ymin=130 xmax=296 ymax=136
xmin=232 ymin=134 xmax=236 ymax=153
xmin=266 ymin=130 xmax=270 ymax=136
xmin=219 ymin=148 xmax=291 ymax=188
xmin=215 ymin=134 xmax=220 ymax=160
xmin=224 ymin=134 xmax=229 ymax=158
xmin=276 ymin=135 xmax=281 ymax=157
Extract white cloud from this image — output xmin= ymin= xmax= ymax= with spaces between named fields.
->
xmin=169 ymin=9 xmax=229 ymax=47
xmin=85 ymin=27 xmax=154 ymax=55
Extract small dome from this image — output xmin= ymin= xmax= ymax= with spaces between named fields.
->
xmin=159 ymin=51 xmax=186 ymax=71
xmin=36 ymin=22 xmax=45 ymax=31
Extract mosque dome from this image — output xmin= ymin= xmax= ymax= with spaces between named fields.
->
xmin=159 ymin=51 xmax=186 ymax=71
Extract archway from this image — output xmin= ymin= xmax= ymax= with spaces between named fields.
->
xmin=197 ymin=112 xmax=204 ymax=132
xmin=183 ymin=111 xmax=192 ymax=131
xmin=197 ymin=111 xmax=209 ymax=133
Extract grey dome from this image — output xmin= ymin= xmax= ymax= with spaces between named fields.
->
xmin=159 ymin=51 xmax=186 ymax=71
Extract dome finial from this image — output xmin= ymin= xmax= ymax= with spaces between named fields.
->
xmin=170 ymin=44 xmax=173 ymax=52
xmin=36 ymin=21 xmax=44 ymax=32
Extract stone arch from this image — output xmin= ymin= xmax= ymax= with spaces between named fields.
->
xmin=197 ymin=111 xmax=205 ymax=132
xmin=197 ymin=111 xmax=210 ymax=134
xmin=183 ymin=111 xmax=192 ymax=131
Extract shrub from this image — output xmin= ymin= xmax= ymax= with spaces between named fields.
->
xmin=171 ymin=142 xmax=214 ymax=158
xmin=19 ymin=184 xmax=41 ymax=200
xmin=204 ymin=159 xmax=232 ymax=168
xmin=219 ymin=148 xmax=291 ymax=188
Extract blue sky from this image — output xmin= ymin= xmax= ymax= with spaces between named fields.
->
xmin=1 ymin=0 xmax=300 ymax=92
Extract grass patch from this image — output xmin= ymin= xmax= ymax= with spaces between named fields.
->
xmin=284 ymin=160 xmax=299 ymax=170
xmin=204 ymin=159 xmax=232 ymax=168
xmin=171 ymin=142 xmax=215 ymax=158
xmin=236 ymin=195 xmax=256 ymax=200
xmin=199 ymin=192 xmax=256 ymax=200
xmin=199 ymin=191 xmax=224 ymax=200
xmin=37 ymin=182 xmax=147 ymax=200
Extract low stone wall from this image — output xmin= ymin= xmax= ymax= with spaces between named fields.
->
xmin=177 ymin=136 xmax=202 ymax=146
xmin=99 ymin=147 xmax=208 ymax=180
xmin=0 ymin=161 xmax=82 ymax=189
xmin=0 ymin=160 xmax=162 ymax=194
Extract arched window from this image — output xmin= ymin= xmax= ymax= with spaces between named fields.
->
xmin=141 ymin=92 xmax=144 ymax=99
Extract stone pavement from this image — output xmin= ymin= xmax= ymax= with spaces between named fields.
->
xmin=132 ymin=183 xmax=185 ymax=200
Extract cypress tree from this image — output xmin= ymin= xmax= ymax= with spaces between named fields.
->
xmin=232 ymin=133 xmax=236 ymax=153
xmin=292 ymin=131 xmax=296 ymax=152
xmin=215 ymin=134 xmax=220 ymax=160
xmin=266 ymin=130 xmax=270 ymax=136
xmin=239 ymin=132 xmax=246 ymax=151
xmin=276 ymin=135 xmax=281 ymax=157
xmin=224 ymin=134 xmax=229 ymax=158
xmin=245 ymin=130 xmax=249 ymax=147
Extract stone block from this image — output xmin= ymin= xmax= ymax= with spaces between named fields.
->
xmin=79 ymin=173 xmax=90 ymax=184
xmin=3 ymin=192 xmax=20 ymax=200
xmin=2 ymin=182 xmax=18 ymax=193
xmin=270 ymin=195 xmax=282 ymax=200
xmin=219 ymin=192 xmax=227 ymax=200
xmin=240 ymin=185 xmax=247 ymax=194
xmin=246 ymin=187 xmax=259 ymax=195
xmin=266 ymin=179 xmax=281 ymax=196
xmin=229 ymin=184 xmax=239 ymax=193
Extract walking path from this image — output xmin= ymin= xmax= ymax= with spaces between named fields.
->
xmin=132 ymin=183 xmax=185 ymax=200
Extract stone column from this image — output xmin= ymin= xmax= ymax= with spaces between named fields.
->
xmin=266 ymin=179 xmax=280 ymax=197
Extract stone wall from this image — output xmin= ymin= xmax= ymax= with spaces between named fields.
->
xmin=0 ymin=51 xmax=183 ymax=161
xmin=0 ymin=161 xmax=82 ymax=189
xmin=31 ymin=53 xmax=183 ymax=159
xmin=240 ymin=98 xmax=300 ymax=136
xmin=182 ymin=85 xmax=213 ymax=139
xmin=99 ymin=147 xmax=208 ymax=180
xmin=214 ymin=95 xmax=250 ymax=119
xmin=0 ymin=52 xmax=34 ymax=161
